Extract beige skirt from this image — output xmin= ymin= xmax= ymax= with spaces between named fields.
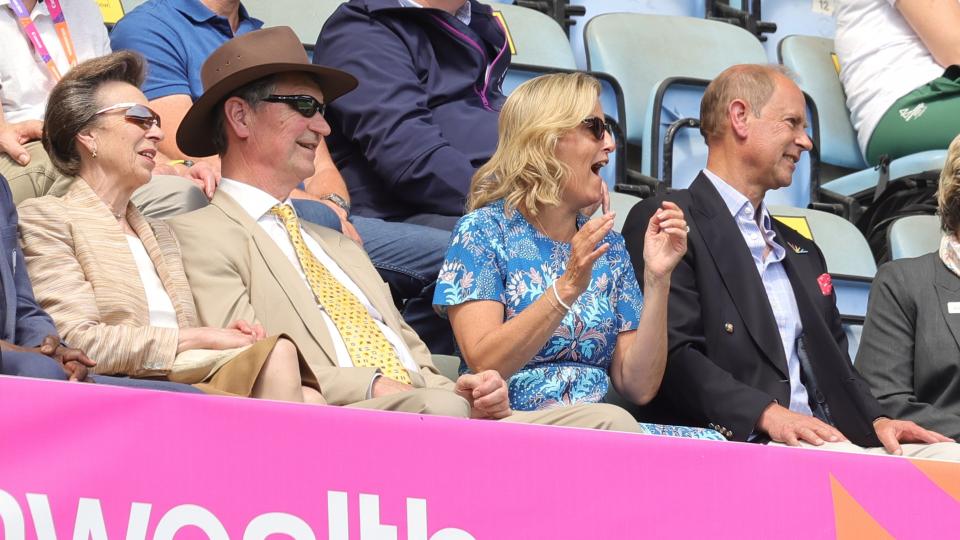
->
xmin=167 ymin=335 xmax=319 ymax=397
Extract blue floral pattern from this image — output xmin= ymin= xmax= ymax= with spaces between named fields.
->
xmin=434 ymin=200 xmax=643 ymax=411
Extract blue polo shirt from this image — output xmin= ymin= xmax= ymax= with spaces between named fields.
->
xmin=109 ymin=0 xmax=262 ymax=101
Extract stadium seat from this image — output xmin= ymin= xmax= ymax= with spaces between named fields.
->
xmin=584 ymin=14 xmax=767 ymax=192
xmin=770 ymin=205 xmax=875 ymax=320
xmin=639 ymin=78 xmax=817 ymax=207
xmin=609 ymin=190 xmax=639 ymax=233
xmin=778 ymin=35 xmax=947 ymax=219
xmin=243 ymin=0 xmax=342 ymax=44
xmin=888 ymin=214 xmax=941 ymax=260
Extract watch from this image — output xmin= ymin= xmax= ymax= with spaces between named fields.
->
xmin=319 ymin=193 xmax=350 ymax=214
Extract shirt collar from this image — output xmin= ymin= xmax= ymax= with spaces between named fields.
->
xmin=702 ymin=168 xmax=781 ymax=247
xmin=218 ymin=178 xmax=295 ymax=222
xmin=398 ymin=0 xmax=471 ymax=25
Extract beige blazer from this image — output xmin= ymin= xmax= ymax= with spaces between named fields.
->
xmin=168 ymin=190 xmax=454 ymax=405
xmin=18 ymin=180 xmax=198 ymax=376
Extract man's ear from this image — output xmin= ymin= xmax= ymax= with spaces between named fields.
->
xmin=223 ymin=97 xmax=252 ymax=140
xmin=727 ymin=98 xmax=751 ymax=139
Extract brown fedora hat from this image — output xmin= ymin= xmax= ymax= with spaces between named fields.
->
xmin=176 ymin=26 xmax=357 ymax=157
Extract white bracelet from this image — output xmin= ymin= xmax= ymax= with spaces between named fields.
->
xmin=551 ymin=282 xmax=572 ymax=311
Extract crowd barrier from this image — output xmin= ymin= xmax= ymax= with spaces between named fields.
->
xmin=1 ymin=375 xmax=958 ymax=539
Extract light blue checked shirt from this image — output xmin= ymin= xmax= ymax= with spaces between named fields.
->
xmin=703 ymin=169 xmax=813 ymax=417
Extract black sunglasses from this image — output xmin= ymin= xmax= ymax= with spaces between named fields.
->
xmin=263 ymin=94 xmax=326 ymax=118
xmin=582 ymin=116 xmax=613 ymax=141
xmin=94 ymin=103 xmax=161 ymax=130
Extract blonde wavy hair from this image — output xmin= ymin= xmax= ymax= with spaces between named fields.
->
xmin=939 ymin=134 xmax=960 ymax=233
xmin=467 ymin=72 xmax=602 ymax=215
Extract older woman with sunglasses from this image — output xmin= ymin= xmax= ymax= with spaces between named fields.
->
xmin=16 ymin=51 xmax=323 ymax=402
xmin=433 ymin=73 xmax=722 ymax=438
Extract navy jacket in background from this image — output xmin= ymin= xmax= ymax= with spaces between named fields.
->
xmin=314 ymin=0 xmax=509 ymax=220
xmin=0 ymin=175 xmax=57 ymax=348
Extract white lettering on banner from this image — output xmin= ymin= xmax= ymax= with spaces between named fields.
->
xmin=0 ymin=488 xmax=475 ymax=540
xmin=73 ymin=498 xmax=108 ymax=540
xmin=243 ymin=512 xmax=316 ymax=540
xmin=153 ymin=504 xmax=229 ymax=540
xmin=0 ymin=489 xmax=25 ymax=540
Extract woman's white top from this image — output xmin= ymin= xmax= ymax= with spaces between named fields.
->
xmin=126 ymin=234 xmax=178 ymax=329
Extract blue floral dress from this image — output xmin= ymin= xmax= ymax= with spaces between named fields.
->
xmin=434 ymin=200 xmax=641 ymax=410
xmin=433 ymin=200 xmax=725 ymax=441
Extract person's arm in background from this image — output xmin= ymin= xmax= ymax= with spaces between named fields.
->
xmin=0 ymin=102 xmax=42 ymax=166
xmin=292 ymin=142 xmax=361 ymax=243
xmin=109 ymin=17 xmax=220 ymax=196
xmin=314 ymin=13 xmax=480 ymax=216
xmin=896 ymin=0 xmax=960 ymax=68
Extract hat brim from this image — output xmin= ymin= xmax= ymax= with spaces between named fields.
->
xmin=176 ymin=63 xmax=358 ymax=157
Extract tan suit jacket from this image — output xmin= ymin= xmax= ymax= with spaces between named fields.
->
xmin=17 ymin=180 xmax=198 ymax=375
xmin=168 ymin=190 xmax=454 ymax=405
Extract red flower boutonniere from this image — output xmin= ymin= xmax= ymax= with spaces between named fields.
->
xmin=817 ymin=273 xmax=833 ymax=296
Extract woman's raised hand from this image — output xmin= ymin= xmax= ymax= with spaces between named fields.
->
xmin=555 ymin=212 xmax=615 ymax=303
xmin=642 ymin=201 xmax=687 ymax=281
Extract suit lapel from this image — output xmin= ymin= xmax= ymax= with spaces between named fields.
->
xmin=211 ymin=192 xmax=339 ymax=366
xmin=690 ymin=175 xmax=789 ymax=377
xmin=934 ymin=257 xmax=960 ymax=351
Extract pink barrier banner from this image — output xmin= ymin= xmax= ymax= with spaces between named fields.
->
xmin=1 ymin=375 xmax=959 ymax=539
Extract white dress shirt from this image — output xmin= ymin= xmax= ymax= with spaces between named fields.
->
xmin=217 ymin=179 xmax=418 ymax=372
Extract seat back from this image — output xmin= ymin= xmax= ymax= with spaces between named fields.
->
xmin=244 ymin=0 xmax=343 ymax=44
xmin=889 ymin=215 xmax=942 ymax=260
xmin=609 ymin=191 xmax=640 ymax=233
xmin=778 ymin=35 xmax=867 ymax=171
xmin=770 ymin=205 xmax=876 ymax=318
xmin=494 ymin=3 xmax=577 ymax=70
xmin=584 ymin=14 xmax=766 ymax=150
xmin=642 ymin=79 xmax=817 ymax=207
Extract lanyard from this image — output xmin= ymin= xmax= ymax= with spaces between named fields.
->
xmin=9 ymin=0 xmax=78 ymax=81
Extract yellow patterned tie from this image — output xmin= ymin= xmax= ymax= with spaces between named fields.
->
xmin=270 ymin=204 xmax=412 ymax=384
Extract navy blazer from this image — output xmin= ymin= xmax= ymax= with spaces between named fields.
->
xmin=0 ymin=174 xmax=57 ymax=347
xmin=623 ymin=174 xmax=883 ymax=447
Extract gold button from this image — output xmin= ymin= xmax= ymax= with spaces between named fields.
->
xmin=724 ymin=323 xmax=734 ymax=334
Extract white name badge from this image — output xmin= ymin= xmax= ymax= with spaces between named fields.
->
xmin=949 ymin=302 xmax=960 ymax=314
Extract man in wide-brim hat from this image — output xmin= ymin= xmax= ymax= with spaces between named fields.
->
xmin=166 ymin=27 xmax=638 ymax=430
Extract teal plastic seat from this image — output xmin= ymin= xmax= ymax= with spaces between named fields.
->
xmin=779 ymin=35 xmax=946 ymax=209
xmin=769 ymin=205 xmax=875 ymax=322
xmin=888 ymin=215 xmax=942 ymax=260
xmin=584 ymin=14 xmax=766 ymax=172
xmin=243 ymin=0 xmax=343 ymax=44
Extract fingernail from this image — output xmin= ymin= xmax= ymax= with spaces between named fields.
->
xmin=18 ymin=153 xmax=28 ymax=164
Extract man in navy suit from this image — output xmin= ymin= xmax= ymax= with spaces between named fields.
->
xmin=623 ymin=64 xmax=958 ymax=458
xmin=0 ymin=174 xmax=198 ymax=392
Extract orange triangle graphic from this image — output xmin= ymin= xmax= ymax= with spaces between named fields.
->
xmin=910 ymin=459 xmax=960 ymax=503
xmin=829 ymin=474 xmax=893 ymax=539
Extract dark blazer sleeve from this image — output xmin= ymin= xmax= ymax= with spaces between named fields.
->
xmin=856 ymin=259 xmax=960 ymax=437
xmin=623 ymin=196 xmax=775 ymax=441
xmin=0 ymin=177 xmax=57 ymax=347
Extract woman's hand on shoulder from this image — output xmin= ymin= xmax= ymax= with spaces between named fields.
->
xmin=642 ymin=201 xmax=687 ymax=283
xmin=557 ymin=212 xmax=615 ymax=303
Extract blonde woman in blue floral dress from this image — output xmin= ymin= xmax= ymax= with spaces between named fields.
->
xmin=433 ymin=73 xmax=722 ymax=439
